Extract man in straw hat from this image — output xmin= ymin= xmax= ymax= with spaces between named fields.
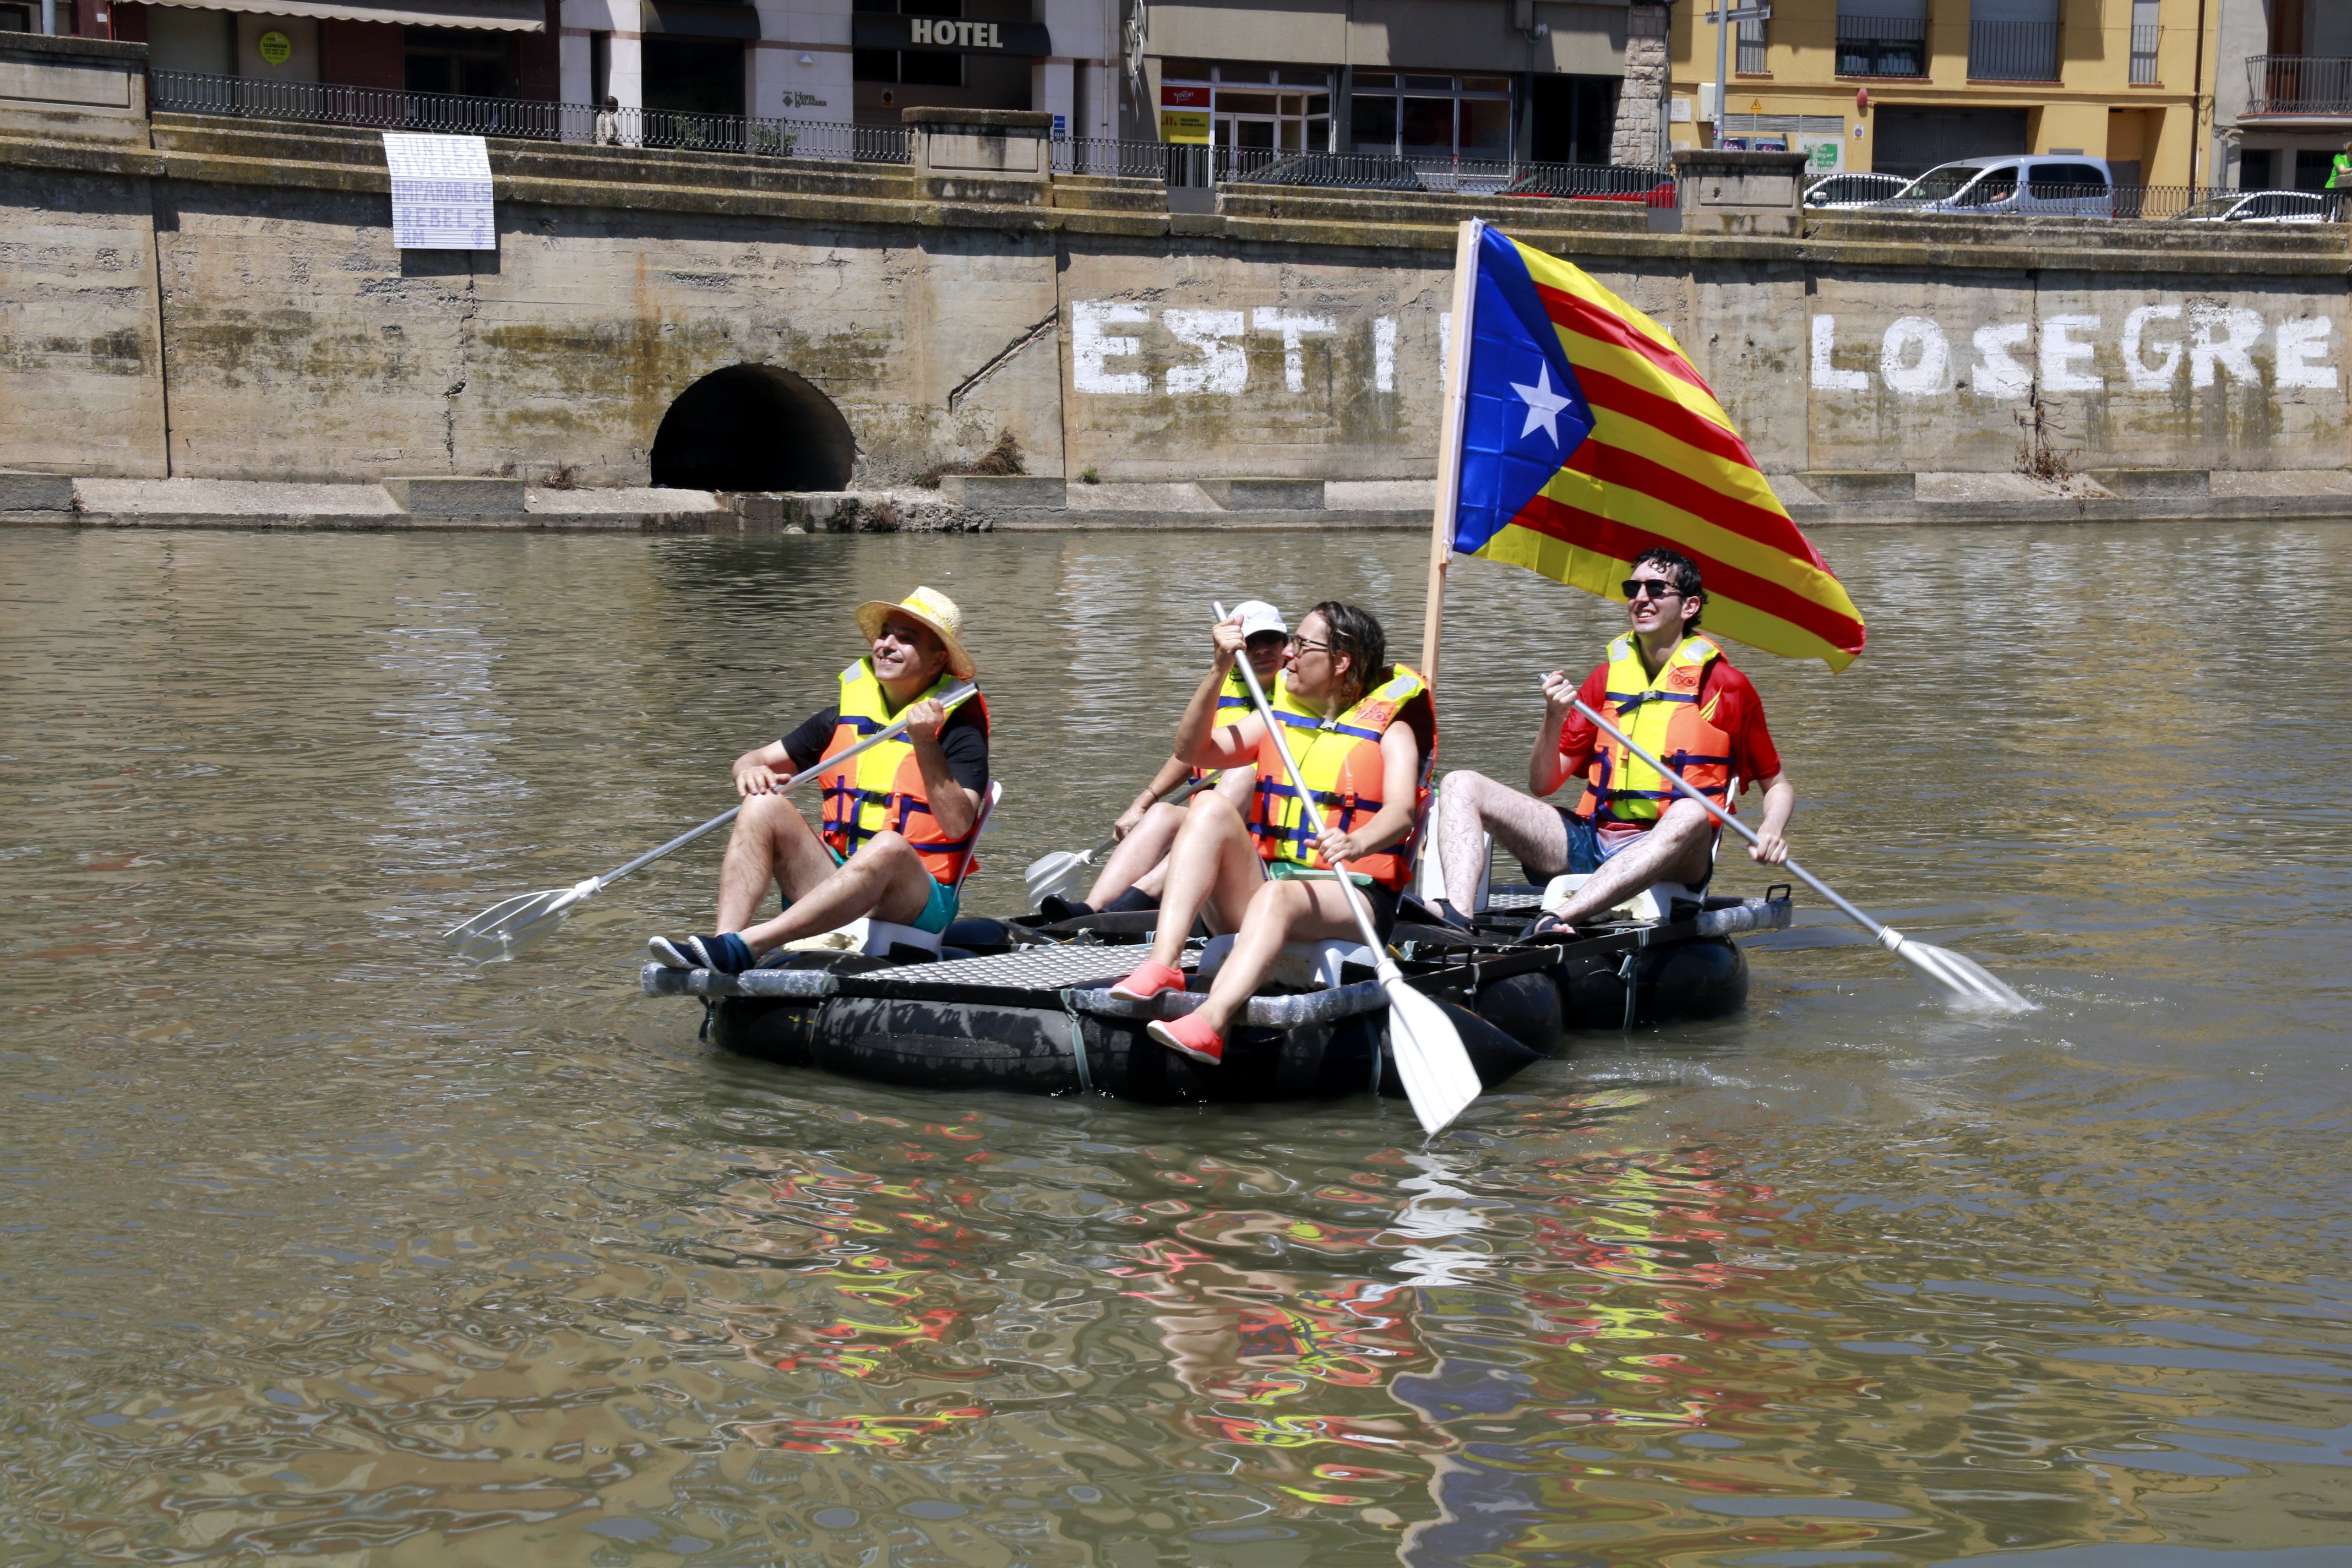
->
xmin=649 ymin=586 xmax=988 ymax=974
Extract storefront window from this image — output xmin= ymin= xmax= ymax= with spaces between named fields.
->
xmin=1158 ymin=60 xmax=1332 ymax=151
xmin=1351 ymin=72 xmax=1515 ymax=162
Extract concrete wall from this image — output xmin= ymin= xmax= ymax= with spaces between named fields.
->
xmin=2 ymin=94 xmax=2349 ymax=488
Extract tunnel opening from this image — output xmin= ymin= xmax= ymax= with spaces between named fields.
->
xmin=649 ymin=363 xmax=857 ymax=492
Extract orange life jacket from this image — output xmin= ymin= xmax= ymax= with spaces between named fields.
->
xmin=1580 ymin=633 xmax=1735 ymax=829
xmin=1246 ymin=665 xmax=1435 ymax=892
xmin=815 ymin=660 xmax=989 ymax=886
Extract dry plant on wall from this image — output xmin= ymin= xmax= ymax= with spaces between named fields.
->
xmin=916 ymin=429 xmax=1026 ymax=488
xmin=2015 ymin=386 xmax=2076 ymax=483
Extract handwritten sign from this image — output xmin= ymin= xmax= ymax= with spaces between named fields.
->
xmin=381 ymin=132 xmax=494 ymax=252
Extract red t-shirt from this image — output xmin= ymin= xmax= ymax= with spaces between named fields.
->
xmin=1555 ymin=658 xmax=1783 ymax=814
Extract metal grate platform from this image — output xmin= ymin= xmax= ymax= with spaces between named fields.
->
xmin=862 ymin=942 xmax=1197 ymax=990
xmin=1485 ymin=890 xmax=1542 ymax=911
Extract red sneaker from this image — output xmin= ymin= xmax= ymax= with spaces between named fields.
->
xmin=1148 ymin=1012 xmax=1225 ymax=1066
xmin=1110 ymin=960 xmax=1186 ymax=1001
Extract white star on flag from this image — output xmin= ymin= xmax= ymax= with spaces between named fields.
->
xmin=1510 ymin=362 xmax=1572 ymax=445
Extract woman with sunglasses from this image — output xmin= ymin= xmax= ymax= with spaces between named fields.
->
xmin=1108 ymin=602 xmax=1435 ymax=1068
xmin=1430 ymin=545 xmax=1795 ymax=934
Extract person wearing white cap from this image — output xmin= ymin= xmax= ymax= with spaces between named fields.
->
xmin=649 ymin=587 xmax=989 ymax=975
xmin=1043 ymin=600 xmax=1295 ymax=923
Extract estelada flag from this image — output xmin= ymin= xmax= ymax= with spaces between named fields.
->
xmin=1447 ymin=222 xmax=1866 ymax=670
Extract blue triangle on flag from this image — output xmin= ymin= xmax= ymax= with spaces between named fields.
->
xmin=1451 ymin=227 xmax=1596 ymax=558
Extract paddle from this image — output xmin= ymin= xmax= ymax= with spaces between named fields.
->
xmin=443 ymin=681 xmax=981 ymax=962
xmin=1023 ymin=775 xmax=1213 ymax=907
xmin=1215 ymin=603 xmax=1484 ymax=1135
xmin=1563 ymin=692 xmax=2031 ymax=1013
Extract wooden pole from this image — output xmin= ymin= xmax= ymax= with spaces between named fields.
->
xmin=1419 ymin=217 xmax=1485 ymax=687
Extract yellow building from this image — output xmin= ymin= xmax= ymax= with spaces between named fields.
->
xmin=1667 ymin=0 xmax=2218 ymax=189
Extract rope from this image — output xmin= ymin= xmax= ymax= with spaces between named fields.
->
xmin=1059 ymin=989 xmax=1095 ymax=1094
xmin=1618 ymin=950 xmax=1640 ymax=1033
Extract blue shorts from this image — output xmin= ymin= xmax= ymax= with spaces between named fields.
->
xmin=1548 ymin=809 xmax=1713 ymax=892
xmin=781 ymin=845 xmax=961 ymax=934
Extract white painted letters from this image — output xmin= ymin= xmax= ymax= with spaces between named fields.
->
xmin=1164 ymin=309 xmax=1248 ymax=395
xmin=2276 ymin=317 xmax=2339 ymax=390
xmin=1253 ymin=308 xmax=1337 ymax=393
xmin=2190 ymin=305 xmax=2263 ymax=388
xmin=1973 ymin=323 xmax=2034 ymax=399
xmin=1375 ymin=315 xmax=1398 ymax=393
xmin=1072 ymin=301 xmax=1150 ymax=395
xmin=1879 ymin=317 xmax=1948 ymax=396
xmin=2040 ymin=314 xmax=2104 ymax=393
xmin=1811 ymin=315 xmax=1870 ymax=391
xmin=2121 ymin=304 xmax=2183 ymax=391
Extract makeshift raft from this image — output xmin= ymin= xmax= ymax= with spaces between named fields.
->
xmin=641 ymin=886 xmax=1793 ymax=1103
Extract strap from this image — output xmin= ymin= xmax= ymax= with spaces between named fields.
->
xmin=1059 ymin=990 xmax=1094 ymax=1093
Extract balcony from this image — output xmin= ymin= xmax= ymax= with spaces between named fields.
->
xmin=2130 ymin=23 xmax=2158 ymax=85
xmin=2245 ymin=55 xmax=2352 ymax=117
xmin=1969 ymin=19 xmax=2059 ymax=81
xmin=1836 ymin=13 xmax=1928 ymax=78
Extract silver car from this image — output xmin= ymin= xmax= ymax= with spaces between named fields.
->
xmin=1890 ymin=155 xmax=2116 ymax=218
xmin=2173 ymin=189 xmax=2338 ymax=224
xmin=1804 ymin=172 xmax=1909 ymax=209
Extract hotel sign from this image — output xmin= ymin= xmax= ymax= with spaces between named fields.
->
xmin=852 ymin=14 xmax=1052 ymax=56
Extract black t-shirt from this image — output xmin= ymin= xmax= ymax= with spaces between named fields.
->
xmin=782 ymin=703 xmax=989 ymax=796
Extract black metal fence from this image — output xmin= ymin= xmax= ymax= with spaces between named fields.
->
xmin=1052 ymin=138 xmax=1673 ymax=201
xmin=148 ymin=70 xmax=911 ymax=162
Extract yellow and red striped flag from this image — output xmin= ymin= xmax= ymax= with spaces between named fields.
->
xmin=1445 ymin=222 xmax=1865 ymax=669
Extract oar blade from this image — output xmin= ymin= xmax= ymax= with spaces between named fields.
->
xmin=1380 ymin=972 xmax=1484 ymax=1135
xmin=443 ymin=884 xmax=590 ymax=962
xmin=442 ymin=889 xmax=553 ymax=944
xmin=1023 ymin=851 xmax=1088 ymax=907
xmin=1897 ymin=938 xmax=2033 ymax=1014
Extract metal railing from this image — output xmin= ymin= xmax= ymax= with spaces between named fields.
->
xmin=1737 ymin=17 xmax=1768 ymax=75
xmin=2129 ymin=22 xmax=2160 ymax=85
xmin=1050 ymin=140 xmax=1671 ymax=201
xmin=1831 ymin=181 xmax=2345 ymax=223
xmin=1968 ymin=19 xmax=2060 ymax=81
xmin=2245 ymin=54 xmax=2352 ymax=116
xmin=1834 ymin=13 xmax=1928 ymax=78
xmin=146 ymin=70 xmax=911 ymax=162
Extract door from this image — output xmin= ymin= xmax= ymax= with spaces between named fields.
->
xmin=1872 ymin=106 xmax=2028 ymax=178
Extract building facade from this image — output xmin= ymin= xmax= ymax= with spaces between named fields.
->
xmin=1667 ymin=0 xmax=2217 ymax=189
xmin=2213 ymin=0 xmax=2352 ymax=191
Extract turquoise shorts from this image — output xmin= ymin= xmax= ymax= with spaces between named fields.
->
xmin=782 ymin=844 xmax=960 ymax=934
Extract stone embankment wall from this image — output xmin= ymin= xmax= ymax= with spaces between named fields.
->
xmin=1 ymin=39 xmax=2346 ymax=492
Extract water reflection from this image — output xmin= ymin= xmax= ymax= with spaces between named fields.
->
xmin=0 ymin=525 xmax=2348 ymax=1562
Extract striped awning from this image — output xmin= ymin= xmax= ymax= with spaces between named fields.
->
xmin=141 ymin=0 xmax=544 ymax=30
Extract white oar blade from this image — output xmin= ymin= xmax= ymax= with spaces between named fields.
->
xmin=1381 ymin=976 xmax=1483 ymax=1136
xmin=1892 ymin=937 xmax=2033 ymax=1014
xmin=444 ymin=884 xmax=591 ymax=962
xmin=1023 ymin=851 xmax=1088 ymax=906
xmin=443 ymin=889 xmax=552 ymax=944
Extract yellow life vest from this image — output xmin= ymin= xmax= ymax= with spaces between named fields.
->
xmin=1247 ymin=664 xmax=1435 ymax=891
xmin=815 ymin=659 xmax=990 ymax=884
xmin=1581 ymin=633 xmax=1734 ymax=829
xmin=1197 ymin=668 xmax=1311 ymax=782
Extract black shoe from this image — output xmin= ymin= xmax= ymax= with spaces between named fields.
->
xmin=1103 ymin=888 xmax=1161 ymax=914
xmin=647 ymin=933 xmax=755 ymax=973
xmin=1039 ymin=895 xmax=1095 ymax=924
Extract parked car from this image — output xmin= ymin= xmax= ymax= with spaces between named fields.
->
xmin=1888 ymin=155 xmax=2115 ymax=218
xmin=2172 ymin=189 xmax=2338 ymax=224
xmin=1804 ymin=172 xmax=1909 ymax=209
xmin=1502 ymin=165 xmax=1675 ymax=205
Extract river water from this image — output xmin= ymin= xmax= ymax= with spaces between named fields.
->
xmin=1 ymin=522 xmax=2348 ymax=1566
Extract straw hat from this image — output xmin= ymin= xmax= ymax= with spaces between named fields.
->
xmin=856 ymin=586 xmax=976 ymax=680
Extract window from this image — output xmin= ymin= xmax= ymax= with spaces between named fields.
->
xmin=1837 ymin=0 xmax=1926 ymax=76
xmin=1737 ymin=14 xmax=1767 ymax=74
xmin=2027 ymin=161 xmax=2104 ymax=192
xmin=406 ymin=28 xmax=511 ymax=97
xmin=2128 ymin=0 xmax=2158 ymax=84
xmin=1159 ymin=61 xmax=1332 ymax=151
xmin=855 ymin=0 xmax=963 ymax=88
xmin=1969 ymin=0 xmax=2059 ymax=82
xmin=1349 ymin=72 xmax=1513 ymax=162
xmin=1956 ymin=166 xmax=2017 ymax=205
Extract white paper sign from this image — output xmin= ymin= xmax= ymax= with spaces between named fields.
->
xmin=382 ymin=132 xmax=494 ymax=251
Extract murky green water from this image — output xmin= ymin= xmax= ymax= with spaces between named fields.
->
xmin=1 ymin=523 xmax=2348 ymax=1566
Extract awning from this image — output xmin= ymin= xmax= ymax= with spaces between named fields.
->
xmin=643 ymin=0 xmax=759 ymax=39
xmin=142 ymin=0 xmax=544 ymax=30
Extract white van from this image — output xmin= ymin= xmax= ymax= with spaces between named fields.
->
xmin=1891 ymin=155 xmax=2116 ymax=219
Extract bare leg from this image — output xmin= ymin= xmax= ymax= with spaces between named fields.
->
xmin=1083 ymin=801 xmax=1187 ymax=907
xmin=734 ymin=830 xmax=940 ymax=955
xmin=715 ymin=794 xmax=839 ymax=933
xmin=1436 ymin=770 xmax=1572 ymax=912
xmin=1131 ymin=856 xmax=1169 ymax=901
xmin=1195 ymin=879 xmax=1365 ymax=1036
xmin=1146 ymin=794 xmax=1264 ymax=971
xmin=1544 ymin=799 xmax=1716 ymax=928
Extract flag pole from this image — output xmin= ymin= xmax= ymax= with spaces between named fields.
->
xmin=1419 ymin=217 xmax=1484 ymax=687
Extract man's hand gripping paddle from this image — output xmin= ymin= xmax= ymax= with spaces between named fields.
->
xmin=1562 ymin=689 xmax=2030 ymax=1013
xmin=1215 ymin=603 xmax=1483 ymax=1135
xmin=443 ymin=682 xmax=981 ymax=963
xmin=1023 ymin=775 xmax=1212 ymax=908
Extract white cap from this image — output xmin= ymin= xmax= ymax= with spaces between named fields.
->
xmin=1231 ymin=600 xmax=1287 ymax=639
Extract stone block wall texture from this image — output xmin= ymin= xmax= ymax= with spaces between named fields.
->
xmin=2 ymin=137 xmax=2348 ymax=485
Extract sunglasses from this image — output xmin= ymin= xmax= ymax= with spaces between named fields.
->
xmin=1621 ymin=578 xmax=1685 ymax=602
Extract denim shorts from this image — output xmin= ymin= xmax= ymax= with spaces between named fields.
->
xmin=1538 ymin=809 xmax=1712 ymax=892
xmin=781 ymin=844 xmax=960 ymax=934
